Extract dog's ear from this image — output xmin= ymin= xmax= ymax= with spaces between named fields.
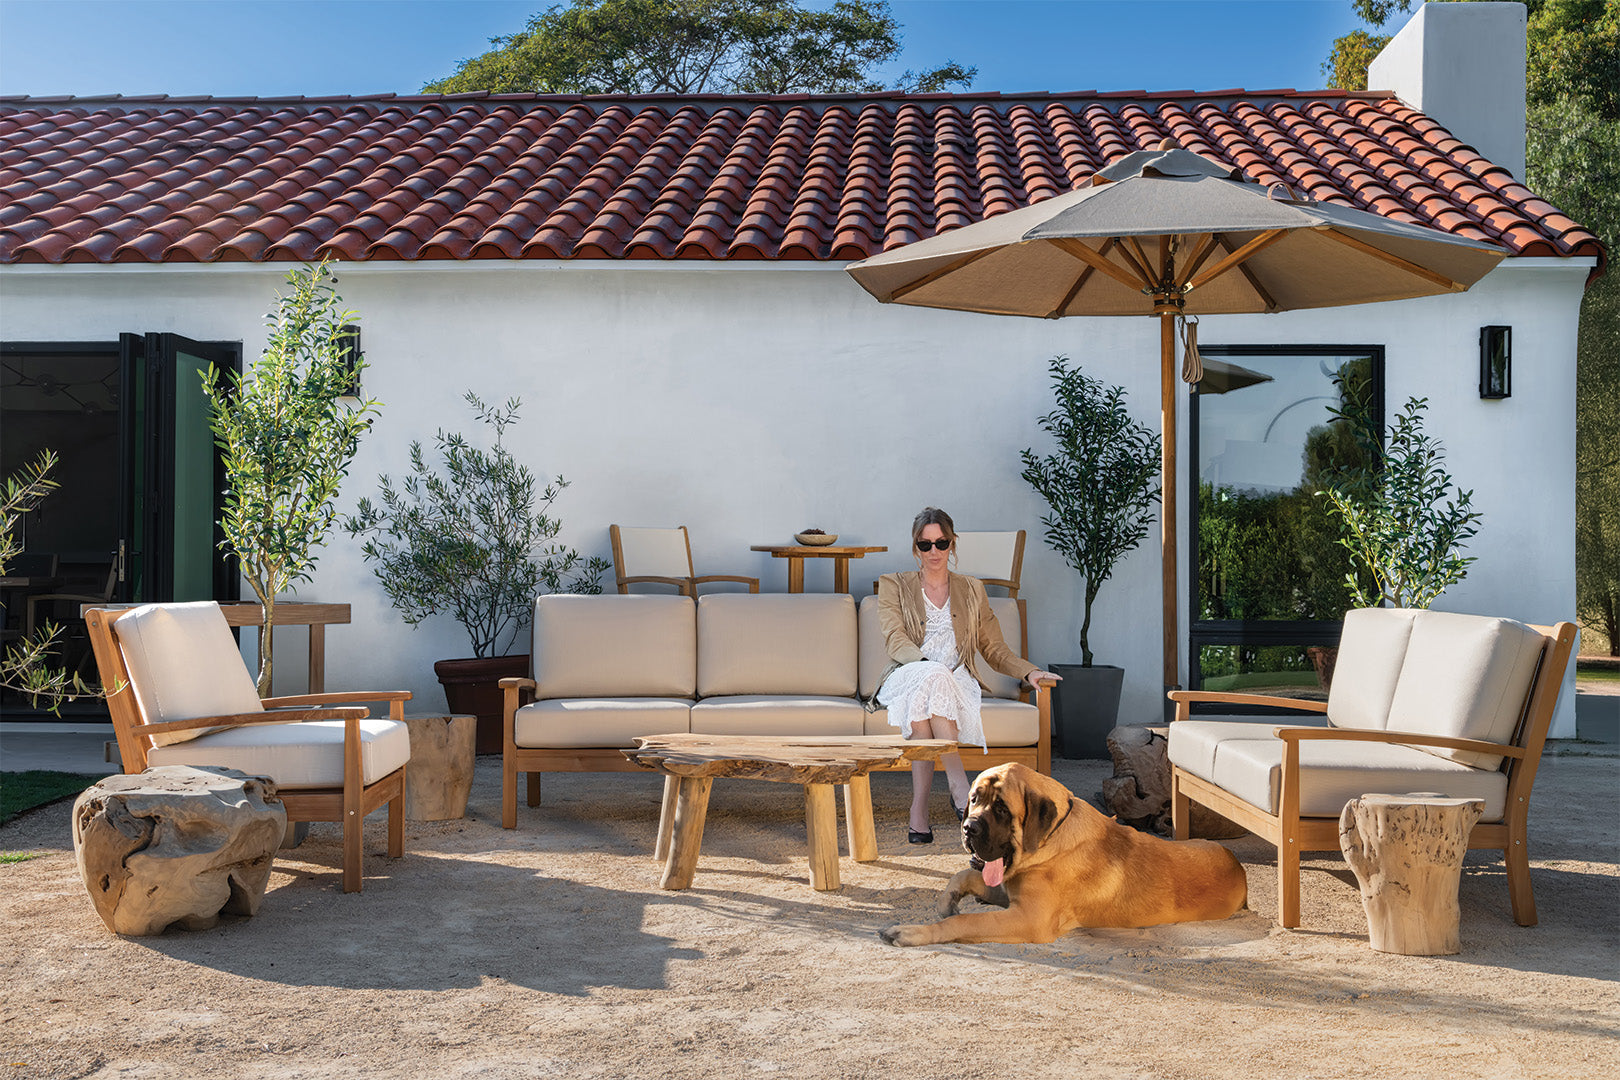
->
xmin=1020 ymin=791 xmax=1061 ymax=853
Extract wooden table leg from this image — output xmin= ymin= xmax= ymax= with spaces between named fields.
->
xmin=660 ymin=775 xmax=713 ymax=890
xmin=786 ymin=556 xmax=804 ymax=593
xmin=843 ymin=774 xmax=877 ymax=862
xmin=805 ymin=782 xmax=841 ymax=890
xmin=832 ymin=556 xmax=849 ymax=594
xmin=655 ymin=774 xmax=679 ymax=863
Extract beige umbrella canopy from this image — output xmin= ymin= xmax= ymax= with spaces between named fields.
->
xmin=846 ymin=146 xmax=1506 ymax=691
xmin=1194 ymin=357 xmax=1274 ymax=396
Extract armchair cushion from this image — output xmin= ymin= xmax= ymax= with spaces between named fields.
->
xmin=1325 ymin=607 xmax=1419 ymax=731
xmin=1387 ymin=611 xmax=1544 ymax=769
xmin=1168 ymin=716 xmax=1331 ymax=780
xmin=697 ymin=594 xmax=855 ymax=697
xmin=146 ymin=717 xmax=410 ymax=789
xmin=533 ymin=595 xmax=696 ymax=699
xmin=1208 ymin=736 xmax=1508 ymax=821
xmin=116 ymin=601 xmax=262 ymax=747
xmin=514 ymin=698 xmax=694 ymax=748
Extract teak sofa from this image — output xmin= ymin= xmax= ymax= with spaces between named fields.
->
xmin=500 ymin=592 xmax=1053 ymax=828
xmin=1167 ymin=607 xmax=1577 ymax=929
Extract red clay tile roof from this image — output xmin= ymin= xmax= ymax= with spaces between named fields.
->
xmin=0 ymin=91 xmax=1604 ymax=276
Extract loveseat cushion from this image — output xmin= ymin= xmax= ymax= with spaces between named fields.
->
xmin=1386 ymin=610 xmax=1544 ymax=769
xmin=1206 ymin=736 xmax=1507 ymax=821
xmin=1325 ymin=607 xmax=1419 ymax=731
xmin=116 ymin=601 xmax=264 ymax=747
xmin=1168 ymin=716 xmax=1331 ymax=781
xmin=690 ymin=696 xmax=867 ymax=737
xmin=697 ymin=594 xmax=856 ymax=697
xmin=512 ymin=698 xmax=694 ymax=748
xmin=862 ymin=699 xmax=1039 ymax=747
xmin=533 ymin=595 xmax=696 ymax=699
xmin=146 ymin=718 xmax=410 ymax=790
xmin=856 ymin=594 xmax=1025 ymax=701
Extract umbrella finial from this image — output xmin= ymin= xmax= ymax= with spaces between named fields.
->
xmin=1157 ymin=137 xmax=1177 ymax=151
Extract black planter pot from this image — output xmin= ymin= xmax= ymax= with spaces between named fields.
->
xmin=1049 ymin=663 xmax=1125 ymax=760
xmin=434 ymin=654 xmax=530 ymax=755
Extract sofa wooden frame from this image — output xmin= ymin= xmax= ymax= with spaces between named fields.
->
xmin=1168 ymin=620 xmax=1577 ymax=929
xmin=84 ymin=606 xmax=411 ymax=894
xmin=499 ymin=596 xmax=1053 ymax=829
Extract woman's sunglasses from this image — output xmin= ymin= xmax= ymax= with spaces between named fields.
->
xmin=915 ymin=538 xmax=952 ymax=552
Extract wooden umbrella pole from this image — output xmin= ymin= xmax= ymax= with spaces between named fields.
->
xmin=1159 ymin=308 xmax=1179 ymax=694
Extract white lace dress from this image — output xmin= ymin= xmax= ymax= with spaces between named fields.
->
xmin=876 ymin=591 xmax=987 ymax=750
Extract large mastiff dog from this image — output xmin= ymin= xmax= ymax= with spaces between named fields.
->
xmin=882 ymin=763 xmax=1247 ymax=945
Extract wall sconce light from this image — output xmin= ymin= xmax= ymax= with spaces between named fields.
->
xmin=337 ymin=324 xmax=362 ymax=397
xmin=1479 ymin=325 xmax=1510 ymax=399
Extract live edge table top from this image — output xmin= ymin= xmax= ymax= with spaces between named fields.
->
xmin=623 ymin=734 xmax=956 ymax=783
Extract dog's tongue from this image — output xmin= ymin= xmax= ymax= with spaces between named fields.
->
xmin=981 ymin=857 xmax=1005 ymax=888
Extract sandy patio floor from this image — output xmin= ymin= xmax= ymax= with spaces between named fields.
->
xmin=2 ymin=751 xmax=1616 ymax=1080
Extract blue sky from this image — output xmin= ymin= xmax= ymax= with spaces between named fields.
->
xmin=0 ymin=0 xmax=1381 ymax=99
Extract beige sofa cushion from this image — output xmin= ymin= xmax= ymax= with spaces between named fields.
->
xmin=147 ymin=717 xmax=409 ymax=790
xmin=533 ymin=595 xmax=695 ymax=699
xmin=863 ymin=699 xmax=1039 ymax=747
xmin=1325 ymin=607 xmax=1419 ymax=731
xmin=1387 ymin=610 xmax=1544 ymax=769
xmin=513 ymin=698 xmax=693 ymax=748
xmin=1168 ymin=716 xmax=1331 ymax=781
xmin=116 ymin=601 xmax=263 ymax=747
xmin=857 ymin=594 xmax=1025 ymax=700
xmin=1208 ymin=736 xmax=1508 ymax=821
xmin=697 ymin=594 xmax=856 ymax=697
xmin=690 ymin=696 xmax=867 ymax=737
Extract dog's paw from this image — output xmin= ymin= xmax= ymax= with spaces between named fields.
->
xmin=880 ymin=924 xmax=932 ymax=947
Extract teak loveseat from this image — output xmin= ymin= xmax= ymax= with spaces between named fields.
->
xmin=1166 ymin=607 xmax=1577 ymax=929
xmin=500 ymin=592 xmax=1054 ymax=829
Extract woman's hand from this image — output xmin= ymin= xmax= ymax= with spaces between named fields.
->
xmin=1026 ymin=669 xmax=1062 ymax=687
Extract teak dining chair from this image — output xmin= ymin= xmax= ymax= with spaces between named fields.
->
xmin=609 ymin=525 xmax=759 ymax=597
xmin=84 ymin=602 xmax=412 ymax=893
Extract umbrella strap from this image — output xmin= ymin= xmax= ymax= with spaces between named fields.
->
xmin=1179 ymin=315 xmax=1203 ymax=384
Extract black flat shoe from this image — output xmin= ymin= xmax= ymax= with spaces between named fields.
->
xmin=954 ymin=803 xmax=968 ymax=823
xmin=908 ymin=828 xmax=934 ymax=844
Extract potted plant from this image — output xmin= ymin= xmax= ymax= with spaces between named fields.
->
xmin=1020 ymin=356 xmax=1160 ymax=758
xmin=344 ymin=392 xmax=608 ymax=753
xmin=204 ymin=261 xmax=382 ymax=695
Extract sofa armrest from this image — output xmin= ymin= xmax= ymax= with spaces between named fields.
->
xmin=501 ymin=677 xmax=538 ymax=751
xmin=1166 ymin=689 xmax=1329 ymax=722
xmin=1031 ymin=675 xmax=1056 ymax=774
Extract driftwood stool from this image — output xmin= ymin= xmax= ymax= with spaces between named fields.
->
xmin=1339 ymin=793 xmax=1486 ymax=955
xmin=401 ymin=713 xmax=476 ymax=821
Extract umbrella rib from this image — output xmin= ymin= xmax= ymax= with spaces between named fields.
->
xmin=1173 ymin=234 xmax=1220 ymax=289
xmin=1316 ymin=228 xmax=1470 ymax=291
xmin=1050 ymin=237 xmax=1153 ymax=293
xmin=1185 ymin=229 xmax=1288 ymax=292
xmin=1217 ymin=234 xmax=1279 ymax=310
xmin=1046 ymin=237 xmax=1114 ymax=318
xmin=1121 ymin=238 xmax=1161 ymax=289
xmin=889 ymin=247 xmax=999 ymax=301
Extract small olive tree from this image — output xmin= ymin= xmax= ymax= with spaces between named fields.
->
xmin=343 ymin=392 xmax=609 ymax=659
xmin=0 ymin=450 xmax=102 ymax=709
xmin=1317 ymin=395 xmax=1483 ymax=609
xmin=1020 ymin=356 xmax=1161 ymax=666
xmin=204 ymin=261 xmax=381 ymax=695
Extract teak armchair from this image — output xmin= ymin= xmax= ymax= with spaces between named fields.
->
xmin=85 ymin=602 xmax=412 ymax=893
xmin=948 ymin=530 xmax=1026 ymax=598
xmin=1167 ymin=609 xmax=1576 ymax=929
xmin=609 ymin=525 xmax=759 ymax=597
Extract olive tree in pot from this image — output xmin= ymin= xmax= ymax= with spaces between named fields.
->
xmin=1020 ymin=356 xmax=1160 ymax=759
xmin=344 ymin=392 xmax=608 ymax=753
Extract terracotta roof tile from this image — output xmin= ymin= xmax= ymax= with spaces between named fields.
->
xmin=0 ymin=90 xmax=1603 ymax=276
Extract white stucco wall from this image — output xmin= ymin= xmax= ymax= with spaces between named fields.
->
xmin=0 ymin=256 xmax=1589 ymax=736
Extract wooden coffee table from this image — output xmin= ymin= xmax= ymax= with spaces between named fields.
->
xmin=624 ymin=734 xmax=956 ymax=891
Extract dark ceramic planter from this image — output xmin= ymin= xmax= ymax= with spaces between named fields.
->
xmin=1049 ymin=663 xmax=1125 ymax=760
xmin=433 ymin=654 xmax=530 ymax=755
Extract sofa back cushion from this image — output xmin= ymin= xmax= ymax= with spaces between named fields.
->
xmin=856 ymin=594 xmax=1024 ymax=700
xmin=1386 ymin=610 xmax=1545 ymax=770
xmin=698 ymin=593 xmax=856 ymax=697
xmin=116 ymin=601 xmax=263 ymax=747
xmin=533 ymin=594 xmax=696 ymax=698
xmin=1325 ymin=607 xmax=1420 ymax=730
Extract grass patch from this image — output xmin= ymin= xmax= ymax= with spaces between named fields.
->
xmin=0 ymin=851 xmax=39 ymax=865
xmin=1 ymin=771 xmax=101 ymax=824
xmin=1201 ymin=671 xmax=1322 ymax=693
xmin=1576 ymin=663 xmax=1620 ymax=685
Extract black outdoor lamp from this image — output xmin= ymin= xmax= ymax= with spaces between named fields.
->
xmin=1479 ymin=325 xmax=1511 ymax=399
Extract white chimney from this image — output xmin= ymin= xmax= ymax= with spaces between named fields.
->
xmin=1368 ymin=1 xmax=1527 ymax=179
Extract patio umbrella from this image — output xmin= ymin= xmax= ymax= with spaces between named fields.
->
xmin=845 ymin=145 xmax=1506 ymax=691
xmin=1193 ymin=356 xmax=1273 ymax=396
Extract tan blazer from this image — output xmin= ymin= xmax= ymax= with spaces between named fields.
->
xmin=873 ymin=570 xmax=1037 ymax=701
